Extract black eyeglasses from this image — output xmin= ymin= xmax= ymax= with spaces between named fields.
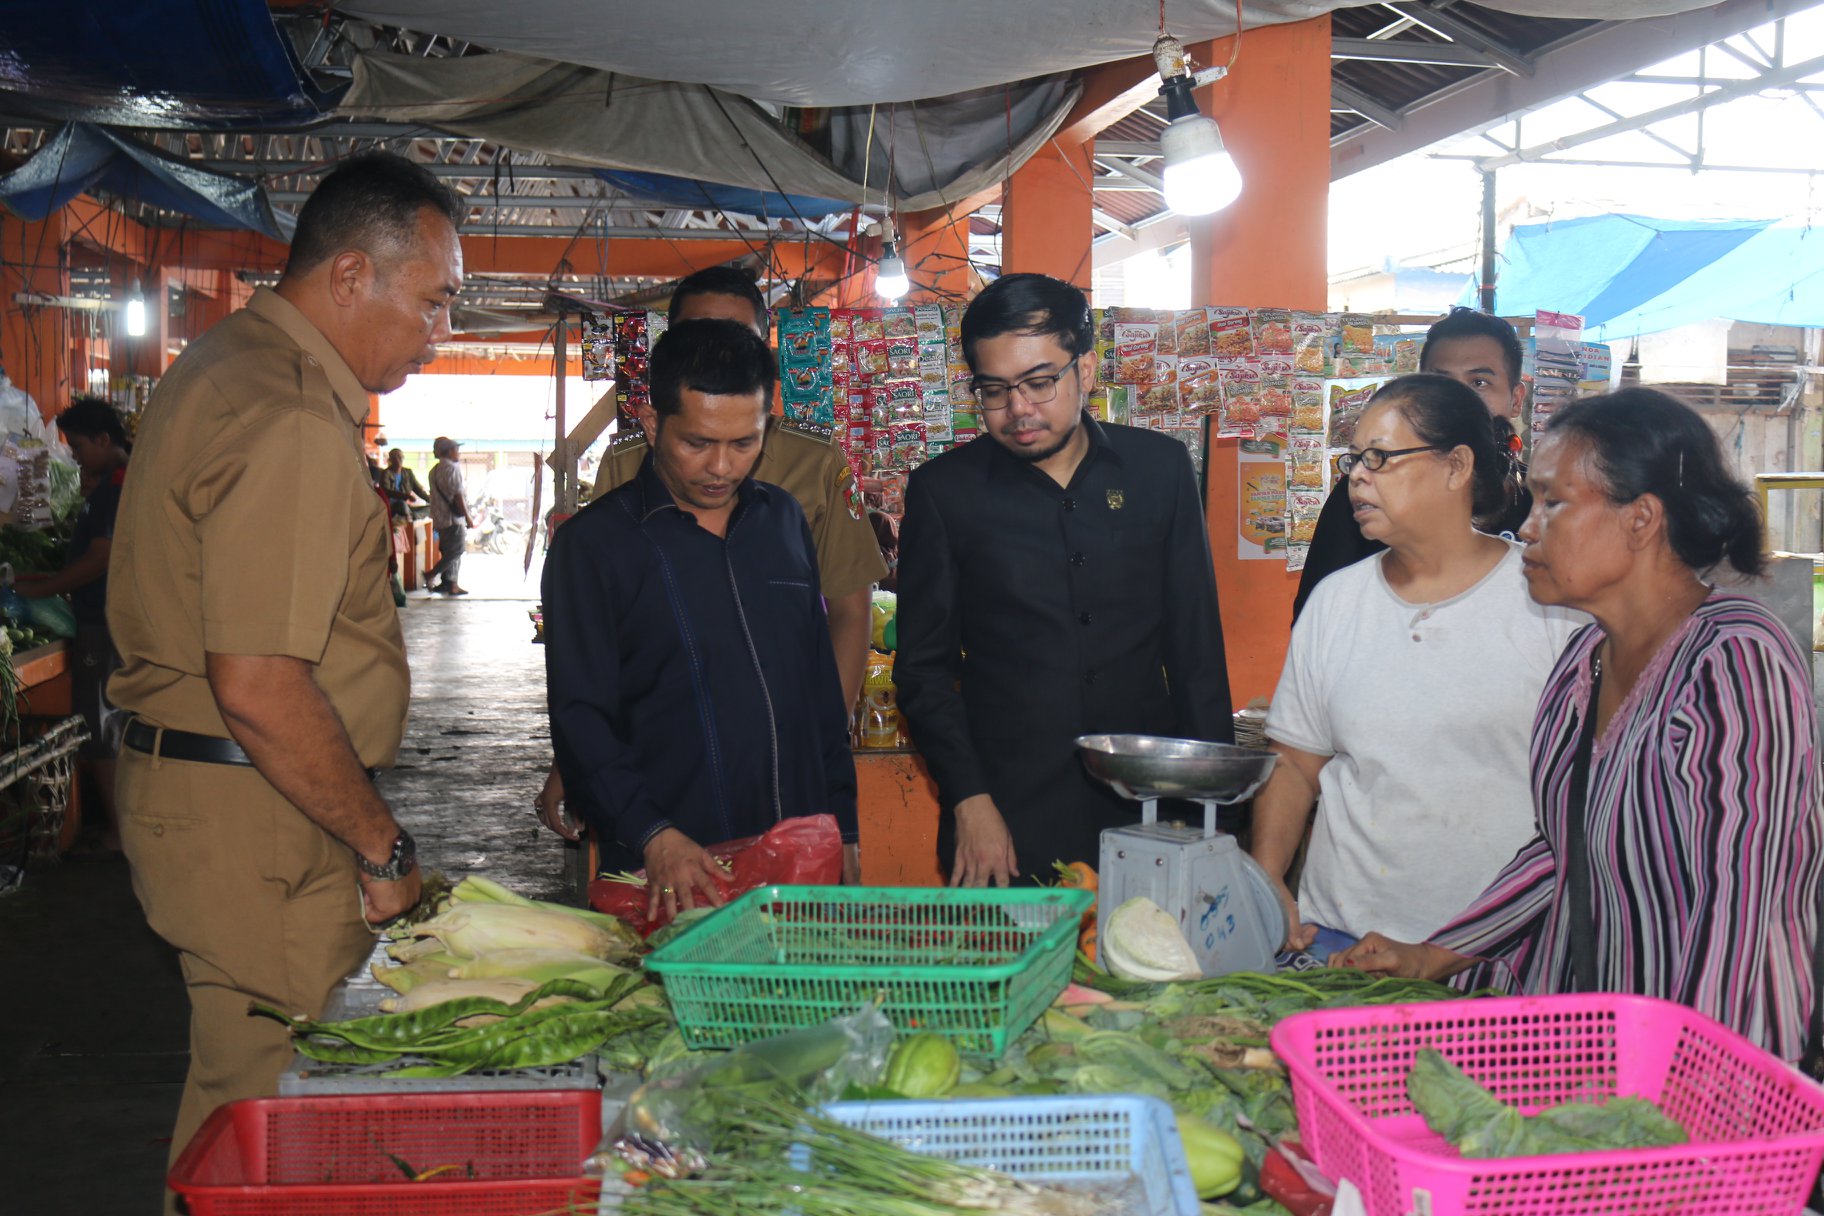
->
xmin=1333 ymin=445 xmax=1444 ymax=476
xmin=971 ymin=363 xmax=1080 ymax=411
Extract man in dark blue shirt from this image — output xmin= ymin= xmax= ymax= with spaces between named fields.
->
xmin=543 ymin=319 xmax=857 ymax=919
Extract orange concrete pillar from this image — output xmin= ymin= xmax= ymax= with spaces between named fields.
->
xmin=1001 ymin=139 xmax=1094 ymax=288
xmin=0 ymin=214 xmax=74 ymax=417
xmin=1186 ymin=15 xmax=1331 ymax=706
xmin=898 ymin=209 xmax=979 ymax=304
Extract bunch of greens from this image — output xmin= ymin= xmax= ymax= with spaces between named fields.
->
xmin=1407 ymin=1049 xmax=1687 ymax=1158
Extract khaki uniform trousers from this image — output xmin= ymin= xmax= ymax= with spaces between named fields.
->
xmin=117 ymin=744 xmax=373 ymax=1214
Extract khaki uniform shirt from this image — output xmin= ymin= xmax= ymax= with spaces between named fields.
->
xmin=596 ymin=418 xmax=887 ymax=599
xmin=107 ymin=288 xmax=410 ymax=768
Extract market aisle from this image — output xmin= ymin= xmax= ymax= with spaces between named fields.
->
xmin=0 ymin=588 xmax=569 ymax=1213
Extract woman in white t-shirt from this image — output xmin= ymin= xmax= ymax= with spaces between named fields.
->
xmin=1250 ymin=374 xmax=1586 ymax=950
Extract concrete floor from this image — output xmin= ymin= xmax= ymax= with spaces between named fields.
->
xmin=0 ymin=554 xmax=564 ymax=1214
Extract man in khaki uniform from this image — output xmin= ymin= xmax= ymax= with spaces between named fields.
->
xmin=108 ymin=153 xmax=460 ymax=1200
xmin=537 ymin=268 xmax=884 ymax=880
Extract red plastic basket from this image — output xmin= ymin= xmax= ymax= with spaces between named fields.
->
xmin=167 ymin=1090 xmax=602 ymax=1216
xmin=1270 ymin=993 xmax=1824 ymax=1216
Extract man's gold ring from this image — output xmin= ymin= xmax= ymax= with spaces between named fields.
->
xmin=660 ymin=886 xmax=674 ymax=894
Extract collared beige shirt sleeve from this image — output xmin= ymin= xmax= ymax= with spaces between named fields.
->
xmin=190 ymin=400 xmax=370 ymax=661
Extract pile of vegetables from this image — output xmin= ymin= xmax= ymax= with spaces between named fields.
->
xmin=258 ymin=875 xmax=662 ymax=1077
xmin=1407 ymin=1049 xmax=1686 ymax=1158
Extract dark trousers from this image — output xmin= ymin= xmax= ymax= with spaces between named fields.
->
xmin=431 ymin=523 xmax=466 ymax=589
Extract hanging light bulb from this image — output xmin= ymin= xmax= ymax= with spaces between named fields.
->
xmin=875 ymin=217 xmax=909 ymax=302
xmin=124 ymin=287 xmax=147 ymax=338
xmin=1152 ymin=33 xmax=1243 ymax=217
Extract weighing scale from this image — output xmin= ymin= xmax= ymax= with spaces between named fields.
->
xmin=1078 ymin=734 xmax=1287 ymax=978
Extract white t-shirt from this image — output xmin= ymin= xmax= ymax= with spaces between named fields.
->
xmin=1266 ymin=541 xmax=1587 ymax=941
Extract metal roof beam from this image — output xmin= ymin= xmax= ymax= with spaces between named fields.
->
xmin=1093 ymin=156 xmax=1166 ymax=194
xmin=1089 ymin=208 xmax=1137 ymax=241
xmin=1331 ymin=0 xmax=1818 ymax=179
xmin=1331 ymin=37 xmax=1498 ymax=70
xmin=1332 ymin=82 xmax=1404 ymax=131
xmin=1380 ymin=2 xmax=1534 ymax=78
xmin=1433 ymin=153 xmax=1824 ymax=175
xmin=1476 ymin=49 xmax=1824 ymax=171
xmin=1090 ymin=140 xmax=1162 ymax=158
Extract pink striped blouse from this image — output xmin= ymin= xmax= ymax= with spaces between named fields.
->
xmin=1431 ymin=591 xmax=1823 ymax=1059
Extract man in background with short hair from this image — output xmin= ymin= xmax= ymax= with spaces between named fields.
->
xmin=427 ymin=434 xmax=474 ymax=595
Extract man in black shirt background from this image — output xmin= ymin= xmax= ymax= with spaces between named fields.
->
xmin=1291 ymin=308 xmax=1530 ymax=621
xmin=896 ymin=274 xmax=1233 ymax=886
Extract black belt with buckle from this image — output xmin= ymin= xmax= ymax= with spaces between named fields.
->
xmin=124 ymin=720 xmax=382 ymax=781
xmin=125 ymin=720 xmax=254 ymax=766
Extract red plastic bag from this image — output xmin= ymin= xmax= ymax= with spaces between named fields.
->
xmin=588 ymin=813 xmax=844 ymax=937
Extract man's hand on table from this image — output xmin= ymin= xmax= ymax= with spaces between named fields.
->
xmin=643 ymin=827 xmax=727 ymax=921
xmin=949 ymin=795 xmax=1020 ymax=888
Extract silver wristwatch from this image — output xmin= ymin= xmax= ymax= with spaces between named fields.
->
xmin=355 ymin=829 xmax=417 ymax=882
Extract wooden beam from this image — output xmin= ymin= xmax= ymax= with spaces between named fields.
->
xmin=1056 ymin=54 xmax=1167 ymax=148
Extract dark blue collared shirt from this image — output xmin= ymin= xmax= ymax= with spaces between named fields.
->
xmin=543 ymin=456 xmax=858 ymax=872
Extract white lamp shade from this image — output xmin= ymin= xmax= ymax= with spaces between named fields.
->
xmin=1160 ymin=114 xmax=1242 ymax=217
xmin=876 ymin=254 xmax=910 ymax=302
xmin=124 ymin=295 xmax=147 ymax=338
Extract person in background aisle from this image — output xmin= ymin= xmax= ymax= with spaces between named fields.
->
xmin=1292 ymin=307 xmax=1531 ymax=621
xmin=543 ymin=319 xmax=858 ymax=920
xmin=1339 ymin=389 xmax=1823 ymax=1062
xmin=536 ymin=266 xmax=883 ymax=883
xmin=1248 ymin=375 xmax=1584 ymax=953
xmin=895 ymin=273 xmax=1234 ymax=886
xmin=107 ymin=152 xmax=453 ymax=1209
xmin=427 ymin=434 xmax=474 ymax=595
xmin=381 ymin=447 xmax=431 ymax=521
xmin=869 ymin=510 xmax=899 ymax=594
xmin=16 ymin=395 xmax=132 ymax=851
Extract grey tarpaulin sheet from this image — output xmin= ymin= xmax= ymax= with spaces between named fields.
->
xmin=341 ymin=52 xmax=1081 ymax=215
xmin=331 ymin=0 xmax=1724 ymax=107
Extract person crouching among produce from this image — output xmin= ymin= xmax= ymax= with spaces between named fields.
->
xmin=1249 ymin=375 xmax=1586 ymax=953
xmin=1340 ymin=389 xmax=1823 ymax=1062
xmin=14 ymin=395 xmax=131 ymax=850
xmin=543 ymin=318 xmax=859 ymax=923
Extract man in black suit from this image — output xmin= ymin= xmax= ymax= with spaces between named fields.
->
xmin=896 ymin=274 xmax=1234 ymax=886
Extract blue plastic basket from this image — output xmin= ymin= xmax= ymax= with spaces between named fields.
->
xmin=813 ymin=1095 xmax=1200 ymax=1216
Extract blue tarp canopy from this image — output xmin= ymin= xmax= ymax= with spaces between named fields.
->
xmin=1468 ymin=214 xmax=1824 ymax=339
xmin=592 ymin=170 xmax=852 ymax=221
xmin=0 ymin=0 xmax=333 ymax=129
xmin=0 ymin=124 xmax=286 ymax=240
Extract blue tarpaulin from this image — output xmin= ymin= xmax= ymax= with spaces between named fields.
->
xmin=592 ymin=170 xmax=852 ymax=220
xmin=0 ymin=0 xmax=333 ymax=129
xmin=1465 ymin=215 xmax=1775 ymax=329
xmin=0 ymin=125 xmax=286 ymax=240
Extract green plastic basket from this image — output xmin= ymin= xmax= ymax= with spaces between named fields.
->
xmin=643 ymin=884 xmax=1093 ymax=1061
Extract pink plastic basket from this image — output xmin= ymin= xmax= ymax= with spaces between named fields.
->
xmin=1270 ymin=993 xmax=1824 ymax=1216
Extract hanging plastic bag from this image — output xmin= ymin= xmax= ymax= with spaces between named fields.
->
xmin=588 ymin=812 xmax=844 ymax=937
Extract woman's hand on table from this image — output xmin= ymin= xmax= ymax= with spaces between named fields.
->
xmin=1271 ymin=877 xmax=1316 ymax=953
xmin=1335 ymin=932 xmax=1465 ymax=981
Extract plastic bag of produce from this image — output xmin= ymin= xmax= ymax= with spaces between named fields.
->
xmin=588 ymin=812 xmax=844 ymax=937
xmin=596 ymin=1002 xmax=894 ymax=1166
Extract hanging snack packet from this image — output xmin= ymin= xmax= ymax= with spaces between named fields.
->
xmin=1220 ymin=361 xmax=1264 ymax=438
xmin=1178 ymin=356 xmax=1223 ymax=415
xmin=1253 ymin=308 xmax=1294 ymax=355
xmin=882 ymin=308 xmax=918 ymax=339
xmin=1210 ymin=307 xmax=1254 ymax=359
xmin=1340 ymin=312 xmax=1376 ymax=355
xmin=1291 ymin=312 xmax=1334 ymax=376
xmin=1291 ymin=377 xmax=1326 ymax=433
xmin=1175 ymin=308 xmax=1212 ymax=358
xmin=852 ymin=310 xmax=886 ymax=342
xmin=854 ymin=339 xmax=890 ymax=381
xmin=886 ymin=336 xmax=921 ymax=378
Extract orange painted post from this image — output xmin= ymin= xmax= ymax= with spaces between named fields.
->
xmin=0 ymin=214 xmax=74 ymax=417
xmin=898 ymin=209 xmax=979 ymax=305
xmin=1001 ymin=140 xmax=1094 ymax=288
xmin=1184 ymin=15 xmax=1331 ymax=706
xmin=853 ymin=751 xmax=945 ymax=887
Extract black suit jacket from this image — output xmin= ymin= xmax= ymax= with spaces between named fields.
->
xmin=895 ymin=415 xmax=1234 ymax=878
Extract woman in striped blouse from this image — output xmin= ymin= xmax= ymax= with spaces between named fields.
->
xmin=1341 ymin=388 xmax=1823 ymax=1059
